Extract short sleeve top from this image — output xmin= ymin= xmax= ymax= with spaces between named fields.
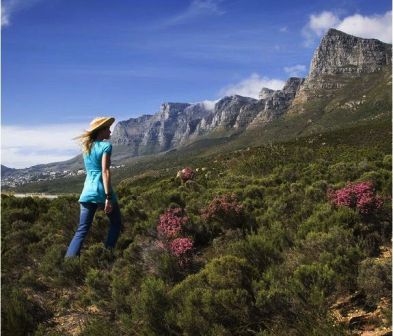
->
xmin=78 ymin=141 xmax=118 ymax=203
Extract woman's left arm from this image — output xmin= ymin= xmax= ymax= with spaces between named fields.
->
xmin=102 ymin=152 xmax=113 ymax=214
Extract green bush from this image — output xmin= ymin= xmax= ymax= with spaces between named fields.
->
xmin=85 ymin=268 xmax=112 ymax=305
xmin=1 ymin=287 xmax=49 ymax=336
xmin=357 ymin=258 xmax=392 ymax=306
xmin=39 ymin=244 xmax=82 ymax=286
xmin=168 ymin=255 xmax=257 ymax=334
xmin=130 ymin=276 xmax=170 ymax=335
xmin=111 ymin=259 xmax=141 ymax=314
xmin=229 ymin=234 xmax=281 ymax=275
xmin=293 ymin=263 xmax=337 ymax=298
xmin=80 ymin=243 xmax=115 ymax=272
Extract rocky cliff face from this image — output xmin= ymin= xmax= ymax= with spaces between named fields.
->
xmin=289 ymin=29 xmax=392 ymax=112
xmin=111 ymin=102 xmax=212 ymax=154
xmin=309 ymin=28 xmax=391 ymax=79
xmin=248 ymin=77 xmax=304 ymax=127
xmin=112 ymin=28 xmax=392 ymax=155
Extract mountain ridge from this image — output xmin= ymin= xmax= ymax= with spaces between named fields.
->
xmin=2 ymin=28 xmax=391 ymax=188
xmin=111 ymin=28 xmax=391 ymax=154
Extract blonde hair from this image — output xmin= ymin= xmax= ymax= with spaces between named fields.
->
xmin=75 ymin=129 xmax=99 ymax=155
xmin=75 ymin=117 xmax=114 ymax=154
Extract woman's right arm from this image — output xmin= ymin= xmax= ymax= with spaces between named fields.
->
xmin=102 ymin=152 xmax=113 ymax=214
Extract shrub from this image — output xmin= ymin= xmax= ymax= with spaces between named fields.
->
xmin=168 ymin=256 xmax=257 ymax=334
xmin=39 ymin=243 xmax=82 ymax=286
xmin=155 ymin=249 xmax=182 ymax=283
xmin=156 ymin=208 xmax=194 ymax=268
xmin=1 ymin=288 xmax=34 ymax=336
xmin=327 ymin=181 xmax=383 ymax=214
xmin=201 ymin=193 xmax=246 ymax=235
xmin=293 ymin=263 xmax=337 ymax=297
xmin=178 ymin=167 xmax=195 ymax=183
xmin=2 ymin=288 xmax=49 ymax=336
xmin=357 ymin=258 xmax=392 ymax=306
xmin=229 ymin=234 xmax=281 ymax=275
xmin=84 ymin=268 xmax=112 ymax=304
xmin=80 ymin=243 xmax=115 ymax=272
xmin=111 ymin=259 xmax=141 ymax=314
xmin=169 ymin=237 xmax=193 ymax=257
xmin=130 ymin=276 xmax=170 ymax=335
xmin=157 ymin=208 xmax=189 ymax=239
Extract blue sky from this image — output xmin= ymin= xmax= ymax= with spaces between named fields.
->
xmin=2 ymin=0 xmax=391 ymax=168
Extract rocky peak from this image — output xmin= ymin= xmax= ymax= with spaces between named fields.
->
xmin=282 ymin=77 xmax=305 ymax=94
xmin=259 ymin=88 xmax=275 ymax=100
xmin=249 ymin=77 xmax=304 ymax=128
xmin=159 ymin=103 xmax=191 ymax=120
xmin=308 ymin=28 xmax=392 ymax=79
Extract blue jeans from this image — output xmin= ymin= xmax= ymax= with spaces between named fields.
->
xmin=65 ymin=202 xmax=122 ymax=257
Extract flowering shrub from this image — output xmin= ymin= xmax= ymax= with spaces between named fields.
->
xmin=178 ymin=167 xmax=195 ymax=183
xmin=156 ymin=208 xmax=193 ymax=267
xmin=327 ymin=181 xmax=383 ymax=214
xmin=157 ymin=208 xmax=189 ymax=239
xmin=201 ymin=193 xmax=244 ymax=222
xmin=169 ymin=237 xmax=193 ymax=257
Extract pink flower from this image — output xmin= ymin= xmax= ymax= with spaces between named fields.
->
xmin=156 ymin=208 xmax=194 ymax=267
xmin=328 ymin=181 xmax=384 ymax=214
xmin=169 ymin=237 xmax=193 ymax=257
xmin=179 ymin=167 xmax=195 ymax=182
xmin=157 ymin=208 xmax=189 ymax=239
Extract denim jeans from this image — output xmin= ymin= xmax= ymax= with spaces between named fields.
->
xmin=65 ymin=201 xmax=122 ymax=257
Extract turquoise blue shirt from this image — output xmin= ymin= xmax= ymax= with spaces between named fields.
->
xmin=79 ymin=141 xmax=118 ymax=203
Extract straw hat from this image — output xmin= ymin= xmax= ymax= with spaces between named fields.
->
xmin=74 ymin=117 xmax=115 ymax=140
xmin=87 ymin=117 xmax=115 ymax=134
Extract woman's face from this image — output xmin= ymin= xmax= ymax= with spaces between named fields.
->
xmin=98 ymin=126 xmax=111 ymax=140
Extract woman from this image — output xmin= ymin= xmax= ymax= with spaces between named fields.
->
xmin=65 ymin=117 xmax=121 ymax=257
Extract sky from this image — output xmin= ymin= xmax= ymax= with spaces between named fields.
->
xmin=1 ymin=0 xmax=392 ymax=168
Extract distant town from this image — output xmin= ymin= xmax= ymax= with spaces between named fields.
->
xmin=1 ymin=165 xmax=125 ymax=189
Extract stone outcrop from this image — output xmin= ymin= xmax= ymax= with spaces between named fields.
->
xmin=289 ymin=29 xmax=392 ymax=112
xmin=248 ymin=77 xmax=304 ymax=127
xmin=112 ymin=28 xmax=392 ymax=155
xmin=111 ymin=102 xmax=212 ymax=155
xmin=309 ymin=28 xmax=391 ymax=79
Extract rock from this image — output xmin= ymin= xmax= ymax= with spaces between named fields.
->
xmin=289 ymin=29 xmax=392 ymax=112
xmin=309 ymin=28 xmax=391 ymax=79
xmin=111 ymin=29 xmax=391 ymax=155
xmin=248 ymin=77 xmax=305 ymax=127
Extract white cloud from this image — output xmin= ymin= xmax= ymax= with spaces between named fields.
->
xmin=302 ymin=11 xmax=340 ymax=46
xmin=164 ymin=0 xmax=225 ymax=26
xmin=1 ymin=5 xmax=10 ymax=26
xmin=200 ymin=100 xmax=218 ymax=111
xmin=1 ymin=123 xmax=91 ymax=168
xmin=284 ymin=64 xmax=307 ymax=77
xmin=219 ymin=73 xmax=285 ymax=99
xmin=279 ymin=26 xmax=288 ymax=33
xmin=302 ymin=10 xmax=392 ymax=47
xmin=1 ymin=0 xmax=44 ymax=27
xmin=336 ymin=11 xmax=392 ymax=43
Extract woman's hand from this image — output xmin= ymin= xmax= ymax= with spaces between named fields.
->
xmin=104 ymin=199 xmax=113 ymax=214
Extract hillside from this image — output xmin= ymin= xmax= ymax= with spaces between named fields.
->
xmin=2 ymin=28 xmax=391 ymax=193
xmin=2 ymin=118 xmax=391 ymax=335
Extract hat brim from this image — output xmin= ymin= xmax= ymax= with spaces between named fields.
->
xmin=87 ymin=117 xmax=115 ymax=133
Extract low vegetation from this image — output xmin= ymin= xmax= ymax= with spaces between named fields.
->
xmin=2 ymin=119 xmax=391 ymax=335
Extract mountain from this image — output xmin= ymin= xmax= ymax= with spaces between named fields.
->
xmin=289 ymin=28 xmax=392 ymax=113
xmin=111 ymin=28 xmax=391 ymax=156
xmin=3 ymin=28 xmax=392 ymax=191
xmin=111 ymin=77 xmax=306 ymax=153
xmin=1 ymin=165 xmax=17 ymax=178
